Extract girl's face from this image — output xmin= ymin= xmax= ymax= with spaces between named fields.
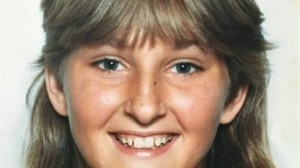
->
xmin=46 ymin=36 xmax=247 ymax=168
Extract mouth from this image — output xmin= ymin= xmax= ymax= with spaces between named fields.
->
xmin=114 ymin=134 xmax=174 ymax=149
xmin=110 ymin=132 xmax=178 ymax=157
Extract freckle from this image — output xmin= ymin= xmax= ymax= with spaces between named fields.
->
xmin=153 ymin=82 xmax=157 ymax=85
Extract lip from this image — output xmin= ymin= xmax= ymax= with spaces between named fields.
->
xmin=109 ymin=131 xmax=179 ymax=158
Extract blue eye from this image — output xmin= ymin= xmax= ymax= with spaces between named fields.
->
xmin=170 ymin=62 xmax=201 ymax=74
xmin=96 ymin=58 xmax=125 ymax=71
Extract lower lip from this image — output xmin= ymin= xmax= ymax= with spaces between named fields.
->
xmin=110 ymin=135 xmax=177 ymax=158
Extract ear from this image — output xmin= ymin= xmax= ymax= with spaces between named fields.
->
xmin=220 ymin=85 xmax=248 ymax=124
xmin=45 ymin=68 xmax=68 ymax=116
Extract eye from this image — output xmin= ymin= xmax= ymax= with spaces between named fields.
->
xmin=95 ymin=58 xmax=125 ymax=71
xmin=170 ymin=62 xmax=202 ymax=74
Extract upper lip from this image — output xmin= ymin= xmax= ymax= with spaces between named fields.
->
xmin=109 ymin=130 xmax=179 ymax=137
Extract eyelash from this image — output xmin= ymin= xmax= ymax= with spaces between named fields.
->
xmin=93 ymin=58 xmax=203 ymax=75
xmin=169 ymin=62 xmax=203 ymax=75
xmin=93 ymin=58 xmax=126 ymax=71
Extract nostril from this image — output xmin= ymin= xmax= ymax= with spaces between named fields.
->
xmin=123 ymin=100 xmax=167 ymax=125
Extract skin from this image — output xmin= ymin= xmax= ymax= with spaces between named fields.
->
xmin=46 ymin=36 xmax=247 ymax=168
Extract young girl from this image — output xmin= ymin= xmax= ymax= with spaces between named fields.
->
xmin=25 ymin=0 xmax=275 ymax=167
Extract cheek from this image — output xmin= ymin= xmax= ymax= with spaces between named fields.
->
xmin=65 ymin=76 xmax=126 ymax=134
xmin=166 ymin=82 xmax=227 ymax=134
xmin=163 ymin=80 xmax=228 ymax=162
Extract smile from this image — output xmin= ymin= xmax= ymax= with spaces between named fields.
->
xmin=114 ymin=134 xmax=174 ymax=149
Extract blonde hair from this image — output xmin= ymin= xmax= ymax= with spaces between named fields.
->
xmin=26 ymin=0 xmax=275 ymax=167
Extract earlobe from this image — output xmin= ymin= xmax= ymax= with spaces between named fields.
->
xmin=220 ymin=85 xmax=248 ymax=124
xmin=45 ymin=68 xmax=68 ymax=116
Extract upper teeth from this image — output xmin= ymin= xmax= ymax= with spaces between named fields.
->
xmin=116 ymin=135 xmax=173 ymax=149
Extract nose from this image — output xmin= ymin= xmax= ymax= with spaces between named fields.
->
xmin=124 ymin=76 xmax=167 ymax=125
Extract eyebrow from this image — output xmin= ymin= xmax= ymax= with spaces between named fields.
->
xmin=172 ymin=39 xmax=199 ymax=50
xmin=100 ymin=37 xmax=127 ymax=49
